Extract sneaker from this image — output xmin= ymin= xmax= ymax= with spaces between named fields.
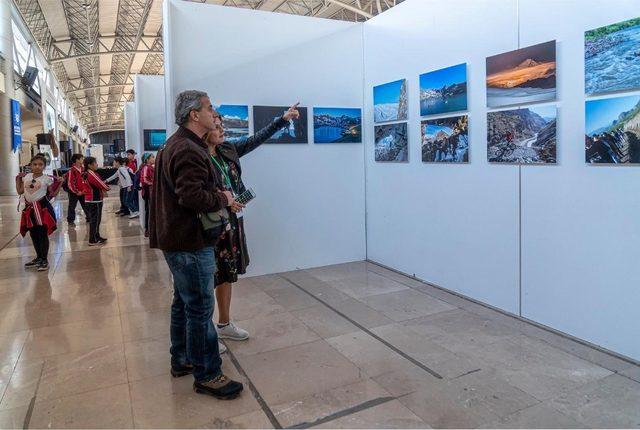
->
xmin=128 ymin=211 xmax=139 ymax=219
xmin=88 ymin=241 xmax=101 ymax=247
xmin=114 ymin=210 xmax=123 ymax=215
xmin=170 ymin=363 xmax=194 ymax=378
xmin=24 ymin=258 xmax=41 ymax=269
xmin=218 ymin=341 xmax=227 ymax=354
xmin=37 ymin=260 xmax=49 ymax=271
xmin=193 ymin=374 xmax=243 ymax=400
xmin=98 ymin=238 xmax=108 ymax=244
xmin=217 ymin=322 xmax=249 ymax=341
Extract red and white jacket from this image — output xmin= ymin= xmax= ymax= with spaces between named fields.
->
xmin=83 ymin=170 xmax=110 ymax=202
xmin=67 ymin=165 xmax=84 ymax=194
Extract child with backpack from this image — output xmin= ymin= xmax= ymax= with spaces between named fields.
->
xmin=16 ymin=154 xmax=62 ymax=271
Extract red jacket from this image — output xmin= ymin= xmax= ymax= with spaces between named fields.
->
xmin=67 ymin=165 xmax=84 ymax=194
xmin=126 ymin=159 xmax=138 ymax=173
xmin=83 ymin=170 xmax=110 ymax=202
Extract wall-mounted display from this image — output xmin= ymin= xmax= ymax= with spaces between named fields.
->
xmin=313 ymin=107 xmax=362 ymax=143
xmin=214 ymin=104 xmax=249 ymax=143
xmin=585 ymin=95 xmax=640 ymax=164
xmin=253 ymin=105 xmax=308 ymax=144
xmin=143 ymin=129 xmax=166 ymax=151
xmin=373 ymin=79 xmax=408 ymax=123
xmin=421 ymin=115 xmax=469 ymax=163
xmin=374 ymin=123 xmax=408 ymax=162
xmin=420 ymin=64 xmax=467 ymax=116
xmin=585 ymin=17 xmax=640 ymax=95
xmin=486 ymin=40 xmax=556 ymax=108
xmin=487 ymin=105 xmax=557 ymax=164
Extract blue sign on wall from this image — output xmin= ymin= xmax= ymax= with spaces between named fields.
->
xmin=10 ymin=99 xmax=22 ymax=153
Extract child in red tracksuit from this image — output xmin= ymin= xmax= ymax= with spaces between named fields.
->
xmin=16 ymin=154 xmax=61 ymax=271
xmin=82 ymin=156 xmax=110 ymax=246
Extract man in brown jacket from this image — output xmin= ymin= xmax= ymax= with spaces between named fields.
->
xmin=150 ymin=90 xmax=244 ymax=399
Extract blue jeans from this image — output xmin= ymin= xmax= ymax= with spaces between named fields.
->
xmin=163 ymin=247 xmax=222 ymax=382
xmin=126 ymin=187 xmax=139 ymax=212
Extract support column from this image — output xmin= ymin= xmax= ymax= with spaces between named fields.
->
xmin=0 ymin=2 xmax=19 ymax=195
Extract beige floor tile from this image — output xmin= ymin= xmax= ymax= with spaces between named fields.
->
xmin=478 ymin=402 xmax=584 ymax=428
xmin=227 ymin=311 xmax=319 ymax=356
xmin=36 ymin=344 xmax=128 ymax=402
xmin=291 ymin=304 xmax=359 ymax=339
xmin=194 ymin=409 xmax=274 ymax=429
xmin=237 ymin=340 xmax=363 ymax=405
xmin=117 ymin=284 xmax=174 ymax=314
xmin=0 ymin=331 xmax=29 ymax=368
xmin=121 ymin=308 xmax=171 ymax=342
xmin=304 ymin=261 xmax=371 ymax=282
xmin=326 ymin=331 xmax=420 ymax=378
xmin=547 ymin=374 xmax=640 ymax=428
xmin=20 ymin=316 xmax=123 ymax=361
xmin=328 ymin=272 xmax=409 ymax=299
xmin=228 ymin=290 xmax=288 ymax=323
xmin=0 ymin=406 xmax=28 ymax=429
xmin=29 ymin=383 xmax=133 ymax=429
xmin=329 ymin=298 xmax=394 ymax=329
xmin=263 ymin=285 xmax=320 ymax=311
xmin=130 ymin=373 xmax=260 ymax=428
xmin=272 ymin=378 xmax=392 ymax=428
xmin=313 ymin=399 xmax=429 ymax=429
xmin=0 ymin=359 xmax=44 ymax=410
xmin=124 ymin=336 xmax=170 ymax=382
xmin=357 ymin=289 xmax=456 ymax=322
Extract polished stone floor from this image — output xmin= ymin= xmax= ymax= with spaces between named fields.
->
xmin=0 ymin=196 xmax=639 ymax=429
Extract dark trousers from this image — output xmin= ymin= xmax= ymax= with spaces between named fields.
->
xmin=143 ymin=193 xmax=150 ymax=230
xmin=119 ymin=188 xmax=130 ymax=214
xmin=86 ymin=202 xmax=103 ymax=243
xmin=67 ymin=192 xmax=88 ymax=223
xmin=29 ymin=226 xmax=49 ymax=261
xmin=163 ymin=247 xmax=221 ymax=383
xmin=126 ymin=188 xmax=139 ymax=213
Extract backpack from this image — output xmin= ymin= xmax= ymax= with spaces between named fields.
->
xmin=133 ymin=169 xmax=142 ymax=191
xmin=61 ymin=171 xmax=70 ymax=193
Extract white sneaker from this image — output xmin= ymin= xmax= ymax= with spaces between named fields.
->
xmin=218 ymin=341 xmax=227 ymax=354
xmin=217 ymin=322 xmax=249 ymax=341
xmin=128 ymin=212 xmax=139 ymax=218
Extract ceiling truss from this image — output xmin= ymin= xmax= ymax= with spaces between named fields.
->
xmin=14 ymin=0 xmax=400 ymax=135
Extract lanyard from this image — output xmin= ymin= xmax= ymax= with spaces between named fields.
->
xmin=210 ymin=155 xmax=234 ymax=193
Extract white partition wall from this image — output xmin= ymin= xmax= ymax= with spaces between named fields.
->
xmin=363 ymin=0 xmax=521 ymax=313
xmin=134 ymin=75 xmax=166 ymax=230
xmin=124 ymin=101 xmax=138 ymax=154
xmin=363 ymin=0 xmax=640 ymax=361
xmin=163 ymin=0 xmax=366 ymax=276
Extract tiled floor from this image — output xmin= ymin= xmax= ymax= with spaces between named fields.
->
xmin=1 ymin=196 xmax=639 ymax=429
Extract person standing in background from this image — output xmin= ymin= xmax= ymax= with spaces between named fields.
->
xmin=140 ymin=153 xmax=155 ymax=237
xmin=16 ymin=155 xmax=62 ymax=271
xmin=65 ymin=154 xmax=89 ymax=227
xmin=106 ymin=157 xmax=138 ymax=218
xmin=125 ymin=149 xmax=140 ymax=216
xmin=83 ymin=156 xmax=110 ymax=246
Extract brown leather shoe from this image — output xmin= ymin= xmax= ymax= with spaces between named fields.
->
xmin=193 ymin=374 xmax=243 ymax=399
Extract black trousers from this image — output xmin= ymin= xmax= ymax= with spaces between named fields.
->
xmin=143 ymin=192 xmax=150 ymax=231
xmin=29 ymin=225 xmax=49 ymax=261
xmin=67 ymin=192 xmax=88 ymax=223
xmin=86 ymin=202 xmax=103 ymax=243
xmin=119 ymin=188 xmax=130 ymax=214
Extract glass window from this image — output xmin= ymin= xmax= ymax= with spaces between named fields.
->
xmin=11 ymin=20 xmax=29 ymax=74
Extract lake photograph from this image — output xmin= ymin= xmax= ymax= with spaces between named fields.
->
xmin=313 ymin=107 xmax=362 ymax=143
xmin=420 ymin=63 xmax=468 ymax=116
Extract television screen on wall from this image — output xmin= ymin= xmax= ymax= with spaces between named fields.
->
xmin=143 ymin=129 xmax=166 ymax=151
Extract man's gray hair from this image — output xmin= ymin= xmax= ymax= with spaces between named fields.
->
xmin=174 ymin=90 xmax=208 ymax=126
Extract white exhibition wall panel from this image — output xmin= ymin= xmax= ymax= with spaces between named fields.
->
xmin=133 ymin=74 xmax=166 ymax=230
xmin=519 ymin=0 xmax=640 ymax=360
xmin=124 ymin=101 xmax=138 ymax=154
xmin=363 ymin=0 xmax=521 ymax=313
xmin=134 ymin=74 xmax=166 ymax=156
xmin=163 ymin=0 xmax=366 ymax=276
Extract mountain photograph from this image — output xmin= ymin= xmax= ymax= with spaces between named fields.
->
xmin=487 ymin=105 xmax=557 ymax=164
xmin=215 ymin=104 xmax=249 ymax=143
xmin=375 ymin=123 xmax=408 ymax=162
xmin=486 ymin=40 xmax=556 ymax=108
xmin=421 ymin=115 xmax=469 ymax=163
xmin=420 ymin=63 xmax=468 ymax=116
xmin=374 ymin=79 xmax=408 ymax=123
xmin=585 ymin=95 xmax=640 ymax=164
xmin=313 ymin=107 xmax=362 ymax=143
